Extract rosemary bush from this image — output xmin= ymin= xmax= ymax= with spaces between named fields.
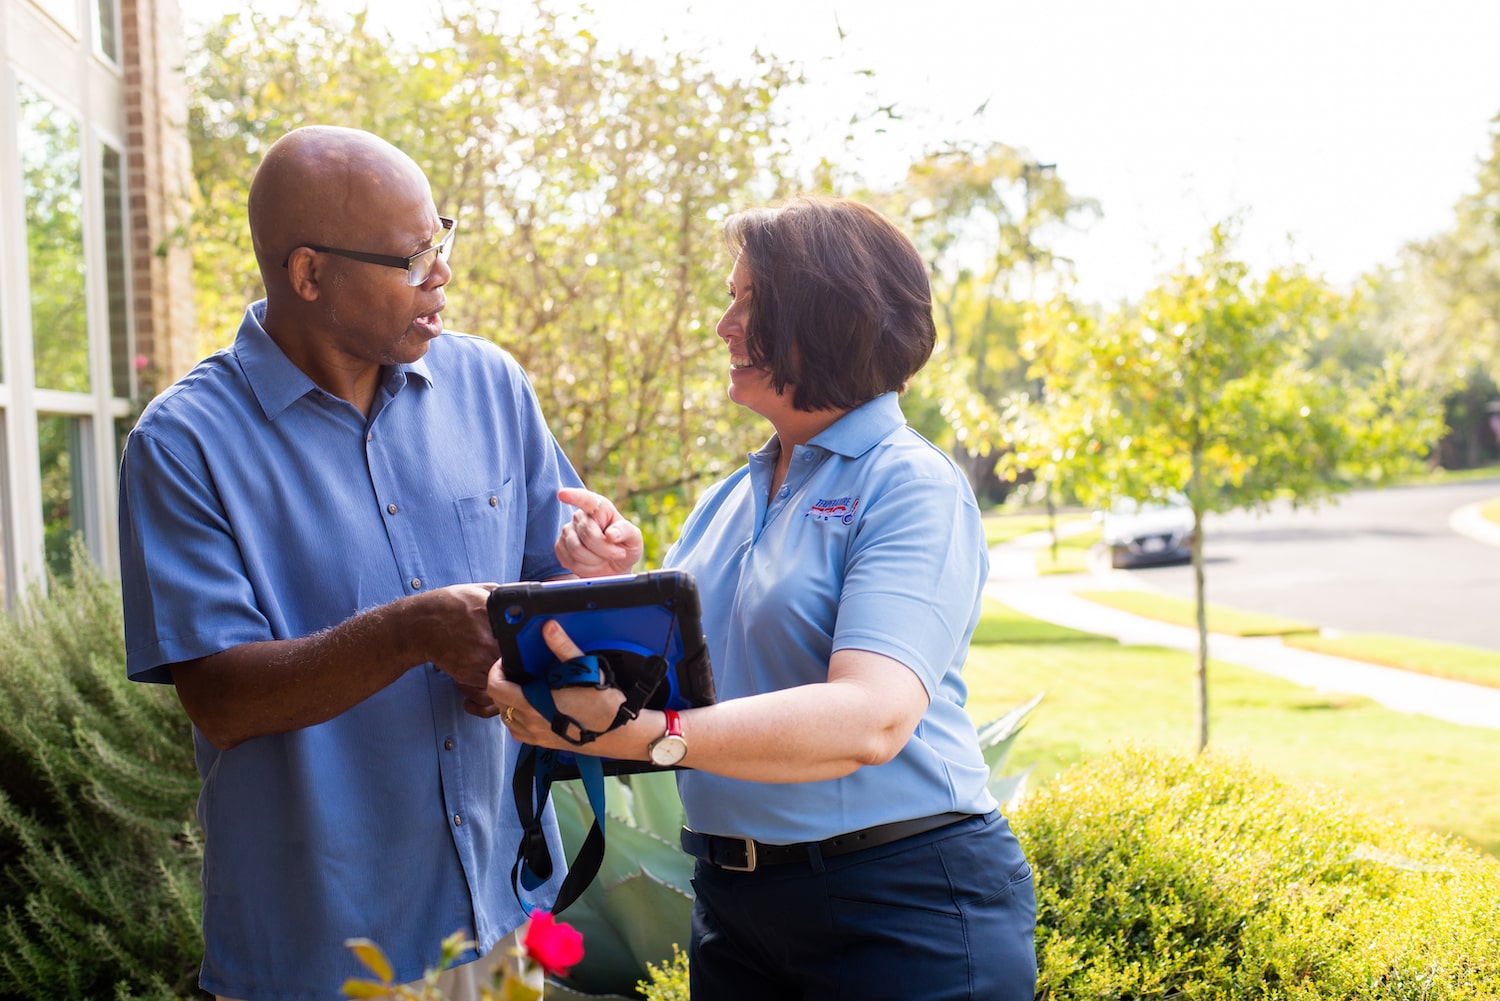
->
xmin=0 ymin=547 xmax=203 ymax=1000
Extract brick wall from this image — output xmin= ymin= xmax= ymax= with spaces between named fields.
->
xmin=120 ymin=0 xmax=196 ymax=388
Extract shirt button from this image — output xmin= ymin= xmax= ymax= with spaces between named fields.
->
xmin=444 ymin=739 xmax=454 ymax=750
xmin=489 ymin=495 xmax=498 ymax=507
xmin=366 ymin=432 xmax=374 ymax=442
xmin=411 ymin=578 xmax=422 ymax=589
xmin=387 ymin=503 xmax=398 ymax=515
xmin=778 ymin=487 xmax=790 ymax=498
xmin=453 ymin=814 xmax=463 ymax=827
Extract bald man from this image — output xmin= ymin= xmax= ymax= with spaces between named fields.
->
xmin=118 ymin=127 xmax=637 ymax=1000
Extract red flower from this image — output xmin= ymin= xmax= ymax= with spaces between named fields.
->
xmin=521 ymin=911 xmax=584 ymax=977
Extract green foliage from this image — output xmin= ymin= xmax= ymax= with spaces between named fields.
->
xmin=1014 ymin=747 xmax=1500 ymax=1000
xmin=637 ymin=946 xmax=690 ymax=1001
xmin=584 ymin=741 xmax=1500 ymax=1000
xmin=186 ymin=0 xmax=799 ymax=562
xmin=0 ymin=545 xmax=203 ymax=1000
xmin=1010 ymin=223 xmax=1442 ymax=513
xmin=1005 ymin=223 xmax=1443 ymax=747
xmin=1360 ymin=115 xmax=1500 ymax=397
xmin=867 ymin=144 xmax=1099 ymax=495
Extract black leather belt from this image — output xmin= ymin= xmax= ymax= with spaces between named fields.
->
xmin=681 ymin=812 xmax=973 ymax=872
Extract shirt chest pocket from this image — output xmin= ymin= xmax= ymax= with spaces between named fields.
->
xmin=456 ymin=479 xmax=521 ymax=583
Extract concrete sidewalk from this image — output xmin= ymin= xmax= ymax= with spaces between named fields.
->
xmin=985 ymin=527 xmax=1500 ymax=731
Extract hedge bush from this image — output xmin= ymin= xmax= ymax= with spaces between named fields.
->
xmin=1012 ymin=747 xmax=1500 ymax=1000
xmin=0 ymin=550 xmax=204 ymax=1000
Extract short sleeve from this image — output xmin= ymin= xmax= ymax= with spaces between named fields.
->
xmin=831 ymin=474 xmax=987 ymax=693
xmin=118 ymin=430 xmax=270 ymax=684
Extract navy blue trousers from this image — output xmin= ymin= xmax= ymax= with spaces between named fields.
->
xmin=688 ymin=811 xmax=1037 ymax=1000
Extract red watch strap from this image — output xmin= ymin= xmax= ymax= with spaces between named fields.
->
xmin=662 ymin=708 xmax=683 ymax=738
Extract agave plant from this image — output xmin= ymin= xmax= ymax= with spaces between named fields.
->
xmin=978 ymin=691 xmax=1045 ymax=808
xmin=545 ymin=770 xmax=693 ymax=999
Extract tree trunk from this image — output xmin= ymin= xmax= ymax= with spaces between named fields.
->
xmin=1191 ymin=455 xmax=1209 ymax=753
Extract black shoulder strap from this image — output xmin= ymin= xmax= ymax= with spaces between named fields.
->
xmin=510 ymin=653 xmax=671 ymax=914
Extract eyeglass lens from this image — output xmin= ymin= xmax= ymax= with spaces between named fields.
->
xmin=407 ymin=224 xmax=456 ymax=286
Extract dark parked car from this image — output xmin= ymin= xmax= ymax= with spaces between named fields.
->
xmin=1100 ymin=494 xmax=1195 ymax=569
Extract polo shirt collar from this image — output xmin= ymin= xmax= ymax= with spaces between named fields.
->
xmin=235 ymin=300 xmax=434 ymax=420
xmin=807 ymin=391 xmax=905 ymax=458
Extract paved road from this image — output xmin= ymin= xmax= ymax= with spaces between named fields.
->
xmin=985 ymin=490 xmax=1500 ymax=730
xmin=1122 ymin=479 xmax=1500 ymax=652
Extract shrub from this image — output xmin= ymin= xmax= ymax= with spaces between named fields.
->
xmin=1012 ymin=747 xmax=1500 ymax=1000
xmin=637 ymin=945 xmax=689 ymax=1001
xmin=0 ymin=548 xmax=204 ymax=1000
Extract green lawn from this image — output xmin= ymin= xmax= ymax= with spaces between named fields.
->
xmin=981 ymin=511 xmax=1089 ymax=548
xmin=965 ymin=599 xmax=1500 ymax=858
xmin=1074 ymin=587 xmax=1320 ymax=636
xmin=1068 ymin=588 xmax=1500 ymax=689
xmin=1284 ymin=632 xmax=1500 ymax=690
xmin=1034 ymin=527 xmax=1101 ymax=575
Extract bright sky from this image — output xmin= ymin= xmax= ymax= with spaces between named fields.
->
xmin=187 ymin=0 xmax=1500 ymax=305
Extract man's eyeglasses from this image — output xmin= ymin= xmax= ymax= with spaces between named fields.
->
xmin=283 ymin=217 xmax=456 ymax=286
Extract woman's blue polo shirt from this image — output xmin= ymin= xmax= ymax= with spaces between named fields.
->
xmin=118 ymin=302 xmax=578 ymax=999
xmin=668 ymin=392 xmax=998 ymax=843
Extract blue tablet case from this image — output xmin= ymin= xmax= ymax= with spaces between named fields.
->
xmin=486 ymin=569 xmax=715 ymax=777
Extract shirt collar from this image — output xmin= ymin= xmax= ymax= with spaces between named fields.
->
xmin=235 ymin=300 xmax=434 ymax=420
xmin=807 ymin=391 xmax=906 ymax=458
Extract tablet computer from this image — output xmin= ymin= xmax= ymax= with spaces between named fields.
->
xmin=486 ymin=569 xmax=715 ymax=777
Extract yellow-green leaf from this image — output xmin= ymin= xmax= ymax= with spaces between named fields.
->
xmin=343 ymin=938 xmax=395 ymax=983
xmin=340 ymin=977 xmax=394 ymax=999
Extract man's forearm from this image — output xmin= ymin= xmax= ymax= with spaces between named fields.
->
xmin=171 ymin=587 xmax=494 ymax=750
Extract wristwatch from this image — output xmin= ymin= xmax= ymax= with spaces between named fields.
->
xmin=647 ymin=709 xmax=687 ymax=767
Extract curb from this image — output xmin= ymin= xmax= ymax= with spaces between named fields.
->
xmin=1450 ymin=500 xmax=1500 ymax=548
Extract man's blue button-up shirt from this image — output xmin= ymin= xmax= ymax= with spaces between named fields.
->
xmin=119 ymin=302 xmax=576 ymax=1000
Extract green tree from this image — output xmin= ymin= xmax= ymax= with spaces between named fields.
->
xmin=1006 ymin=224 xmax=1441 ymax=751
xmin=1411 ymin=114 xmax=1500 ymax=381
xmin=1349 ymin=113 xmax=1500 ymax=457
xmin=187 ymin=0 xmax=800 ymax=560
xmin=870 ymin=144 xmax=1099 ymax=499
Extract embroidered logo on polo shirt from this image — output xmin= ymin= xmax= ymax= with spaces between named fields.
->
xmin=806 ymin=495 xmax=860 ymax=525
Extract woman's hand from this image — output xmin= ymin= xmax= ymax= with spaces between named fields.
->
xmin=488 ymin=619 xmax=632 ymax=753
xmin=555 ymin=487 xmax=643 ymax=578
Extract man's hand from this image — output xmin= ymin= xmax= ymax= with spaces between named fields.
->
xmin=554 ymin=487 xmax=643 ymax=578
xmin=420 ymin=583 xmax=502 ymax=692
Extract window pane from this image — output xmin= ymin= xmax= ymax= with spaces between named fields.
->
xmin=38 ymin=414 xmax=91 ymax=580
xmin=19 ymin=83 xmax=90 ymax=393
xmin=103 ymin=144 xmax=132 ymax=399
xmin=95 ymin=0 xmax=119 ymax=62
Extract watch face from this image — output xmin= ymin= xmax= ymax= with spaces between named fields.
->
xmin=649 ymin=735 xmax=688 ymax=767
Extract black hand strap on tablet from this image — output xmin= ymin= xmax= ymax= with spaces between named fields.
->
xmin=510 ymin=651 xmax=672 ymax=914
